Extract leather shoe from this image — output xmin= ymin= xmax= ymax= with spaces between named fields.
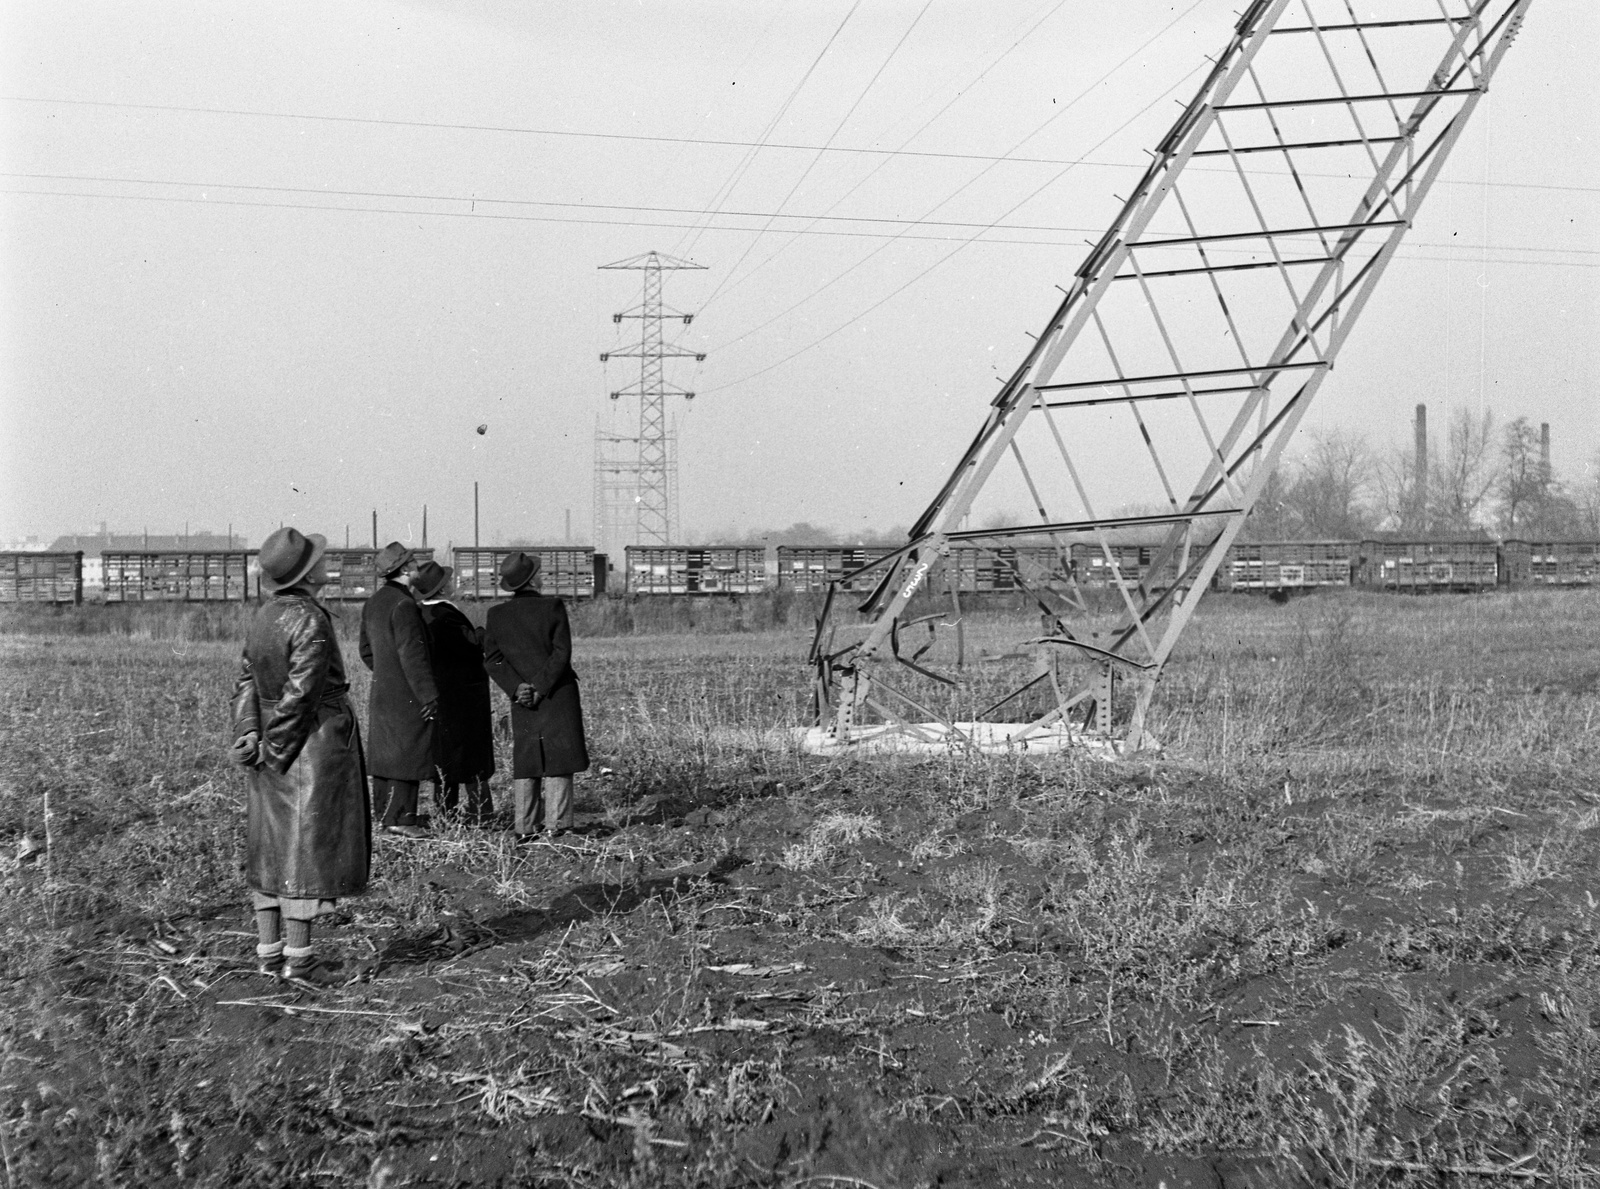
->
xmin=383 ymin=823 xmax=429 ymax=839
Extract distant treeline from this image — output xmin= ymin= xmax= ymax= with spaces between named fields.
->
xmin=1246 ymin=411 xmax=1599 ymax=542
xmin=697 ymin=411 xmax=1598 ymax=548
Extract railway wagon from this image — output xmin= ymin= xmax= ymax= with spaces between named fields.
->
xmin=0 ymin=552 xmax=83 ymax=605
xmin=1218 ymin=540 xmax=1354 ymax=593
xmin=625 ymin=546 xmax=767 ymax=595
xmin=1070 ymin=541 xmax=1183 ymax=591
xmin=101 ymin=551 xmax=258 ymax=602
xmin=1356 ymin=538 xmax=1499 ymax=592
xmin=776 ymin=546 xmax=895 ymax=593
xmin=1500 ymin=540 xmax=1600 ymax=588
xmin=934 ymin=545 xmax=1075 ymax=595
xmin=452 ymin=547 xmax=603 ymax=600
xmin=320 ymin=547 xmax=436 ymax=601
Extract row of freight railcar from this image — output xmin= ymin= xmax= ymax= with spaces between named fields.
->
xmin=3 ymin=539 xmax=1598 ymax=605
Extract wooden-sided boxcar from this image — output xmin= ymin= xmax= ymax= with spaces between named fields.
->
xmin=1070 ymin=541 xmax=1183 ymax=591
xmin=931 ymin=545 xmax=1073 ymax=595
xmin=1217 ymin=541 xmax=1355 ymax=593
xmin=0 ymin=552 xmax=83 ymax=605
xmin=319 ymin=547 xmax=436 ymax=602
xmin=776 ymin=546 xmax=894 ymax=593
xmin=1499 ymin=540 xmax=1600 ymax=588
xmin=101 ymin=551 xmax=258 ymax=602
xmin=452 ymin=547 xmax=603 ymax=600
xmin=625 ymin=546 xmax=767 ymax=595
xmin=1356 ymin=538 xmax=1499 ymax=592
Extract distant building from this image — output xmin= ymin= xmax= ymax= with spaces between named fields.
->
xmin=0 ymin=536 xmax=47 ymax=552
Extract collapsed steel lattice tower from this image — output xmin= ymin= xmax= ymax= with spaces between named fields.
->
xmin=595 ymin=252 xmax=706 ymax=552
xmin=811 ymin=0 xmax=1532 ymax=754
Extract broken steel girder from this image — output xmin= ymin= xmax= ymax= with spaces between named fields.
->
xmin=811 ymin=0 xmax=1532 ymax=753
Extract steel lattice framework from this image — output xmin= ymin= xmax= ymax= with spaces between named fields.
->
xmin=811 ymin=0 xmax=1532 ymax=753
xmin=597 ymin=251 xmax=706 ymax=550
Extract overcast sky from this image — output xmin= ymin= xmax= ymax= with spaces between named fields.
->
xmin=2 ymin=0 xmax=1595 ymax=549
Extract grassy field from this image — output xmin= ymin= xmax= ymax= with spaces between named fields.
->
xmin=2 ymin=590 xmax=1598 ymax=1187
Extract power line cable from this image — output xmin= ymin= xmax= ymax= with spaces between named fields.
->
xmin=701 ymin=0 xmax=935 ymax=308
xmin=4 ymin=93 xmax=1590 ymax=194
xmin=700 ymin=0 xmax=1077 ymax=311
xmin=701 ymin=64 xmax=1217 ymax=395
xmin=6 ymin=172 xmax=1594 ymax=259
xmin=676 ymin=0 xmax=864 ymax=260
xmin=648 ymin=0 xmax=795 ymax=200
xmin=702 ymin=0 xmax=1211 ymax=346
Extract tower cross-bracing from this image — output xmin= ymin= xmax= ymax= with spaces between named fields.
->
xmin=809 ymin=0 xmax=1532 ymax=755
xmin=596 ymin=251 xmax=706 ymax=551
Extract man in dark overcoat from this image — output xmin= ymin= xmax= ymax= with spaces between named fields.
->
xmin=482 ymin=551 xmax=590 ymax=837
xmin=413 ymin=560 xmax=496 ymax=824
xmin=230 ymin=526 xmax=368 ymax=985
xmin=359 ymin=541 xmax=439 ymax=837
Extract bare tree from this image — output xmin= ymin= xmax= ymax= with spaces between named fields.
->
xmin=1242 ymin=459 xmax=1299 ymax=540
xmin=1286 ymin=428 xmax=1375 ymax=537
xmin=1430 ymin=406 xmax=1498 ymax=533
xmin=1372 ymin=447 xmax=1417 ymax=532
xmin=1577 ymin=449 xmax=1600 ymax=538
xmin=1496 ymin=416 xmax=1581 ymax=538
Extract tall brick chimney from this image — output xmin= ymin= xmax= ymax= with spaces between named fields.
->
xmin=1414 ymin=403 xmax=1428 ymax=528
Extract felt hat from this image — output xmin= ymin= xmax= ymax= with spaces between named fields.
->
xmin=374 ymin=541 xmax=415 ymax=578
xmin=412 ymin=560 xmax=453 ymax=601
xmin=499 ymin=550 xmax=542 ymax=591
xmin=259 ymin=527 xmax=327 ymax=592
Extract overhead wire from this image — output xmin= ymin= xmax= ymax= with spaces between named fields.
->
xmin=700 ymin=0 xmax=935 ymax=309
xmin=697 ymin=62 xmax=1216 ymax=396
xmin=646 ymin=0 xmax=795 ymax=200
xmin=700 ymin=0 xmax=1212 ymax=352
xmin=2 ymin=94 xmax=1589 ymax=194
xmin=674 ymin=0 xmax=864 ymax=260
xmin=698 ymin=0 xmax=1077 ymax=313
xmin=9 ymin=169 xmax=1591 ymax=260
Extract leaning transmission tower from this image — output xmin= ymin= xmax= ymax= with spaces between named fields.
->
xmin=808 ymin=0 xmax=1531 ymax=756
xmin=595 ymin=252 xmax=706 ymax=556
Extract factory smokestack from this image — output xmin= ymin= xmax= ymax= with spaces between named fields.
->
xmin=1414 ymin=403 xmax=1428 ymax=529
xmin=1540 ymin=422 xmax=1551 ymax=478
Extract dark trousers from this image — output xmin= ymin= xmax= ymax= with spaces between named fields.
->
xmin=372 ymin=778 xmax=420 ymax=827
xmin=436 ymin=778 xmax=494 ymax=822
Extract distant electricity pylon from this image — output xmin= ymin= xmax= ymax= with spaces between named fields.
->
xmin=594 ymin=251 xmax=706 ymax=555
xmin=810 ymin=0 xmax=1532 ymax=755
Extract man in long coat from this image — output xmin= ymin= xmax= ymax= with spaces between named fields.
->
xmin=230 ymin=526 xmax=367 ymax=985
xmin=482 ymin=551 xmax=589 ymax=837
xmin=412 ymin=560 xmax=495 ymax=823
xmin=359 ymin=541 xmax=438 ymax=837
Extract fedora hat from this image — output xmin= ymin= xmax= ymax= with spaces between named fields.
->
xmin=412 ymin=560 xmax=453 ymax=601
xmin=499 ymin=550 xmax=542 ymax=591
xmin=374 ymin=541 xmax=415 ymax=578
xmin=259 ymin=527 xmax=327 ymax=592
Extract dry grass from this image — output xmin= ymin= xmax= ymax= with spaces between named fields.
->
xmin=2 ymin=589 xmax=1599 ymax=1186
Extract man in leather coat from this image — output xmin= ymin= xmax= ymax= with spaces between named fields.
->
xmin=230 ymin=526 xmax=368 ymax=985
xmin=482 ymin=551 xmax=590 ymax=837
xmin=359 ymin=542 xmax=439 ymax=837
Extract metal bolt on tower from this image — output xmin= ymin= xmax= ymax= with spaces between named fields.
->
xmin=596 ymin=251 xmax=707 ymax=550
xmin=808 ymin=0 xmax=1532 ymax=756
